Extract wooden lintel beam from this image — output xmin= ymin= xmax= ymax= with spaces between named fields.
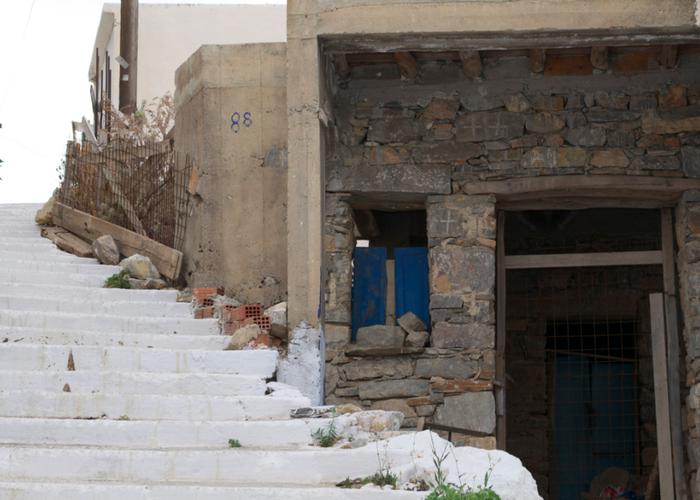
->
xmin=459 ymin=50 xmax=482 ymax=79
xmin=660 ymin=45 xmax=679 ymax=69
xmin=590 ymin=46 xmax=609 ymax=70
xmin=393 ymin=51 xmax=418 ymax=80
xmin=462 ymin=175 xmax=700 ymax=201
xmin=504 ymin=250 xmax=662 ymax=270
xmin=335 ymin=54 xmax=350 ymax=79
xmin=529 ymin=48 xmax=546 ymax=73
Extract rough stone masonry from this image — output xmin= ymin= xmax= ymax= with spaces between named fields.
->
xmin=322 ymin=48 xmax=700 ymax=455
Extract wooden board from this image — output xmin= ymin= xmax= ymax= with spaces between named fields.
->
xmin=462 ymin=176 xmax=700 ymax=206
xmin=650 ymin=293 xmax=675 ymax=500
xmin=41 ymin=227 xmax=93 ymax=258
xmin=53 ymin=202 xmax=182 ymax=280
xmin=504 ymin=250 xmax=662 ymax=270
xmin=661 ymin=208 xmax=688 ymax=499
xmin=496 ymin=211 xmax=506 ymax=449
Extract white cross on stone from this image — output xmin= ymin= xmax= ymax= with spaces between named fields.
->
xmin=440 ymin=209 xmax=457 ymax=234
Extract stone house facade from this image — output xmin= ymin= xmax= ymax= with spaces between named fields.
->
xmin=174 ymin=0 xmax=700 ymax=497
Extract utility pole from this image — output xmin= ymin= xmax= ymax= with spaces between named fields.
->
xmin=119 ymin=0 xmax=138 ymax=114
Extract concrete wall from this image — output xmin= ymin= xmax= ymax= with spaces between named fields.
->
xmin=175 ymin=43 xmax=288 ymax=306
xmin=91 ymin=3 xmax=287 ymax=106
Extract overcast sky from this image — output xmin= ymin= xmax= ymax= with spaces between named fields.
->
xmin=0 ymin=0 xmax=285 ymax=204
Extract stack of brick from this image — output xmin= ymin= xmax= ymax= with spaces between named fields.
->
xmin=191 ymin=287 xmax=280 ymax=348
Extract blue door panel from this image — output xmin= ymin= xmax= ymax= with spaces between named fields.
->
xmin=351 ymin=247 xmax=387 ymax=340
xmin=395 ymin=247 xmax=430 ymax=330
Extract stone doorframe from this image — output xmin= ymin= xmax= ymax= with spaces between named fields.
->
xmin=485 ymin=179 xmax=699 ymax=499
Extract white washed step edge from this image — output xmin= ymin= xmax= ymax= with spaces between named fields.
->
xmin=0 ymin=370 xmax=262 ymax=396
xmin=0 ymin=282 xmax=179 ymax=302
xmin=0 ymin=482 xmax=426 ymax=500
xmin=0 ymin=445 xmax=412 ymax=485
xmin=0 ymin=296 xmax=193 ymax=318
xmin=0 ymin=329 xmax=227 ymax=350
xmin=0 ymin=390 xmax=309 ymax=421
xmin=0 ymin=417 xmax=330 ymax=449
xmin=0 ymin=310 xmax=218 ymax=335
xmin=0 ymin=345 xmax=276 ymax=376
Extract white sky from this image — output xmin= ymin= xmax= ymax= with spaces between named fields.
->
xmin=0 ymin=0 xmax=285 ymax=204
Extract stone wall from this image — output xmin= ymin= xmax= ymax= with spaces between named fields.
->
xmin=324 ymin=193 xmax=497 ymax=441
xmin=327 ymin=52 xmax=700 ymax=195
xmin=677 ymin=191 xmax=700 ymax=496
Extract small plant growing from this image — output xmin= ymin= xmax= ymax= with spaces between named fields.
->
xmin=426 ymin=438 xmax=501 ymax=500
xmin=104 ymin=270 xmax=131 ymax=289
xmin=312 ymin=410 xmax=340 ymax=447
xmin=228 ymin=438 xmax=242 ymax=448
xmin=335 ymin=444 xmax=398 ymax=490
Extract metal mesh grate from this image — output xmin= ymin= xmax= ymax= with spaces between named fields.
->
xmin=506 ymin=265 xmax=662 ymax=500
xmin=58 ymin=140 xmax=191 ymax=250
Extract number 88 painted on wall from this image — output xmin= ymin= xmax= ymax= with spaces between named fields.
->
xmin=230 ymin=112 xmax=253 ymax=133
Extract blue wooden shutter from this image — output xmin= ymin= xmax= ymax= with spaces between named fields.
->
xmin=351 ymin=247 xmax=387 ymax=340
xmin=394 ymin=247 xmax=430 ymax=330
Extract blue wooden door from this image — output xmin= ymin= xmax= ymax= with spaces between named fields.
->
xmin=553 ymin=355 xmax=635 ymax=499
xmin=395 ymin=247 xmax=430 ymax=330
xmin=351 ymin=247 xmax=387 ymax=340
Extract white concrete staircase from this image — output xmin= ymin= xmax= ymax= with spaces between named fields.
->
xmin=0 ymin=204 xmax=425 ymax=499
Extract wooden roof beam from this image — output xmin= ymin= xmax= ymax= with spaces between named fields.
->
xmin=459 ymin=50 xmax=482 ymax=79
xmin=660 ymin=45 xmax=679 ymax=68
xmin=393 ymin=51 xmax=418 ymax=80
xmin=529 ymin=48 xmax=546 ymax=73
xmin=590 ymin=46 xmax=609 ymax=70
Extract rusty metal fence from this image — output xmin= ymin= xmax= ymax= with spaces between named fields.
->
xmin=58 ymin=140 xmax=191 ymax=250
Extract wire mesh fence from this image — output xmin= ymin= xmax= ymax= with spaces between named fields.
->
xmin=58 ymin=140 xmax=191 ymax=250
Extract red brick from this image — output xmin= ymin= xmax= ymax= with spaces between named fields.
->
xmin=222 ymin=305 xmax=247 ymax=323
xmin=194 ymin=306 xmax=214 ymax=319
xmin=223 ymin=317 xmax=256 ymax=335
xmin=193 ymin=287 xmax=220 ymax=306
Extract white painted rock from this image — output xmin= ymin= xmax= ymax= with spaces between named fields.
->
xmin=92 ymin=235 xmax=120 ymax=265
xmin=226 ymin=324 xmax=261 ymax=350
xmin=120 ymin=254 xmax=160 ymax=280
xmin=375 ymin=432 xmax=542 ymax=500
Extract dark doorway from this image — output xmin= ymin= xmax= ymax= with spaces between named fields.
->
xmin=503 ymin=208 xmax=663 ymax=500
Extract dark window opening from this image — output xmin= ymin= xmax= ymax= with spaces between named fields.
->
xmin=351 ymin=209 xmax=429 ymax=339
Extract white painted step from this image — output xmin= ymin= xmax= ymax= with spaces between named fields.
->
xmin=0 ymin=260 xmax=120 ymax=276
xmin=0 ymin=269 xmax=108 ymax=287
xmin=0 ymin=483 xmax=424 ymax=500
xmin=0 ymin=445 xmax=412 ymax=485
xmin=0 ymin=328 xmax=226 ymax=349
xmin=0 ymin=295 xmax=192 ymax=317
xmin=0 ymin=282 xmax=179 ymax=302
xmin=0 ymin=345 xmax=276 ymax=376
xmin=0 ymin=310 xmax=218 ymax=335
xmin=0 ymin=417 xmax=328 ymax=449
xmin=0 ymin=391 xmax=307 ymax=420
xmin=0 ymin=370 xmax=262 ymax=396
xmin=0 ymin=241 xmax=64 ymax=252
xmin=0 ymin=229 xmax=42 ymax=237
xmin=0 ymin=249 xmax=98 ymax=263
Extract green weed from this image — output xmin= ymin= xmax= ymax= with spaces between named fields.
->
xmin=104 ymin=270 xmax=131 ymax=289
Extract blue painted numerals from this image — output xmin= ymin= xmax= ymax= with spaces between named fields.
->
xmin=230 ymin=112 xmax=252 ymax=133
